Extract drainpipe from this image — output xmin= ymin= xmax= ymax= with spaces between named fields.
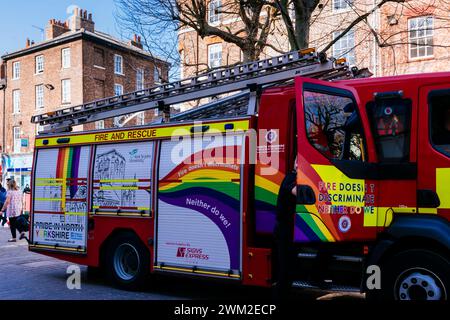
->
xmin=0 ymin=64 xmax=6 ymax=184
xmin=0 ymin=63 xmax=6 ymax=163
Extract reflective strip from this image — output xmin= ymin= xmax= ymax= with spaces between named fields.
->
xmin=153 ymin=265 xmax=240 ymax=278
xmin=29 ymin=244 xmax=85 ymax=252
xmin=418 ymin=208 xmax=438 ymax=214
xmin=35 ymin=198 xmax=63 ymax=202
xmin=91 ymin=211 xmax=150 ymax=217
xmin=35 ymin=120 xmax=250 ymax=147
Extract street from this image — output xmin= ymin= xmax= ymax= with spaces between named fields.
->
xmin=0 ymin=227 xmax=364 ymax=301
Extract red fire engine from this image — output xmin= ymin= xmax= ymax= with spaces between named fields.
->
xmin=29 ymin=49 xmax=449 ymax=300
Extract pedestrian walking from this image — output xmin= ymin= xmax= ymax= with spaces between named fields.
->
xmin=0 ymin=180 xmax=25 ymax=242
xmin=0 ymin=182 xmax=7 ymax=227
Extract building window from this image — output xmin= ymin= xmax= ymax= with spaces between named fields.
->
xmin=154 ymin=65 xmax=161 ymax=84
xmin=62 ymin=79 xmax=71 ymax=103
xmin=137 ymin=112 xmax=145 ymax=125
xmin=114 ymin=54 xmax=123 ymax=75
xmin=180 ymin=50 xmax=184 ymax=79
xmin=35 ymin=55 xmax=44 ymax=74
xmin=114 ymin=84 xmax=123 ymax=96
xmin=13 ymin=127 xmax=21 ymax=154
xmin=333 ymin=0 xmax=353 ymax=11
xmin=12 ymin=61 xmax=20 ymax=79
xmin=409 ymin=16 xmax=434 ymax=59
xmin=94 ymin=47 xmax=105 ymax=67
xmin=208 ymin=0 xmax=222 ymax=24
xmin=12 ymin=90 xmax=20 ymax=114
xmin=136 ymin=68 xmax=145 ymax=90
xmin=95 ymin=120 xmax=105 ymax=130
xmin=35 ymin=84 xmax=44 ymax=110
xmin=62 ymin=48 xmax=71 ymax=69
xmin=208 ymin=43 xmax=222 ymax=69
xmin=332 ymin=30 xmax=356 ymax=65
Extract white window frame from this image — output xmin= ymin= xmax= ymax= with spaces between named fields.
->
xmin=35 ymin=84 xmax=45 ymax=110
xmin=12 ymin=90 xmax=20 ymax=114
xmin=408 ymin=16 xmax=434 ymax=60
xmin=153 ymin=65 xmax=161 ymax=84
xmin=137 ymin=112 xmax=145 ymax=125
xmin=136 ymin=68 xmax=145 ymax=90
xmin=13 ymin=127 xmax=21 ymax=154
xmin=332 ymin=0 xmax=353 ymax=12
xmin=114 ymin=84 xmax=123 ymax=96
xmin=61 ymin=79 xmax=71 ymax=104
xmin=62 ymin=48 xmax=71 ymax=69
xmin=180 ymin=50 xmax=184 ymax=79
xmin=95 ymin=120 xmax=105 ymax=130
xmin=114 ymin=54 xmax=123 ymax=75
xmin=208 ymin=0 xmax=222 ymax=24
xmin=35 ymin=55 xmax=44 ymax=74
xmin=332 ymin=30 xmax=356 ymax=66
xmin=208 ymin=43 xmax=222 ymax=69
xmin=12 ymin=61 xmax=20 ymax=80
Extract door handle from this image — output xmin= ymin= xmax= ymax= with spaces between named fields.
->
xmin=297 ymin=185 xmax=316 ymax=205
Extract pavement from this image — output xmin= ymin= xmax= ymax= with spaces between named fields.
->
xmin=0 ymin=226 xmax=364 ymax=301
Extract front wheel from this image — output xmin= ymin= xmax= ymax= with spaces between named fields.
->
xmin=368 ymin=249 xmax=449 ymax=301
xmin=105 ymin=232 xmax=150 ymax=291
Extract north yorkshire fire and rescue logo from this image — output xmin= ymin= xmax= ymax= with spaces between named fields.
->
xmin=176 ymin=247 xmax=209 ymax=260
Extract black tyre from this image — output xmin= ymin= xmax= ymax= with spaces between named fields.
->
xmin=105 ymin=232 xmax=150 ymax=291
xmin=367 ymin=249 xmax=449 ymax=301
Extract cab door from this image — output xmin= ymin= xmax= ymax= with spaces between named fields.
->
xmin=294 ymin=78 xmax=379 ymax=243
xmin=418 ymin=84 xmax=450 ymax=219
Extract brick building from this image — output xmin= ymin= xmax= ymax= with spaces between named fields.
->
xmin=0 ymin=8 xmax=169 ymax=185
xmin=178 ymin=0 xmax=449 ymax=82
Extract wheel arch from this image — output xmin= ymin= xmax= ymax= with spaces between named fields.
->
xmin=362 ymin=215 xmax=450 ymax=291
xmin=99 ymin=228 xmax=150 ymax=268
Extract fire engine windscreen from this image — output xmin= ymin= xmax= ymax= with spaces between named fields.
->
xmin=367 ymin=98 xmax=411 ymax=162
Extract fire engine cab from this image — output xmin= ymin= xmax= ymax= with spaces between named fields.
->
xmin=29 ymin=49 xmax=450 ymax=300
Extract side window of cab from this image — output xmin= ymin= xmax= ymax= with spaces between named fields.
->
xmin=429 ymin=90 xmax=450 ymax=157
xmin=366 ymin=98 xmax=412 ymax=162
xmin=304 ymin=90 xmax=367 ymax=162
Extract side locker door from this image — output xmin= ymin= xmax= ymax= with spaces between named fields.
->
xmin=418 ymin=85 xmax=450 ymax=218
xmin=294 ymin=78 xmax=379 ymax=243
xmin=154 ymin=123 xmax=246 ymax=279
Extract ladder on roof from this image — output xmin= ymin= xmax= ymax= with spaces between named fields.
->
xmin=32 ymin=48 xmax=353 ymax=134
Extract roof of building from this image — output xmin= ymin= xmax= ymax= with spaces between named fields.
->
xmin=1 ymin=29 xmax=168 ymax=66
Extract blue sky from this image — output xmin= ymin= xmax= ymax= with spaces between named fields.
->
xmin=0 ymin=0 xmax=121 ymax=56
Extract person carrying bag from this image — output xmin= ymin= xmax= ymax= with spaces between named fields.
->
xmin=0 ymin=180 xmax=25 ymax=242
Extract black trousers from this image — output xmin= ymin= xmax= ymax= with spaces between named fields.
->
xmin=272 ymin=220 xmax=296 ymax=300
xmin=0 ymin=203 xmax=6 ymax=226
xmin=9 ymin=216 xmax=18 ymax=239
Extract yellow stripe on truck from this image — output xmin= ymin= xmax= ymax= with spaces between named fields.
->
xmin=437 ymin=168 xmax=450 ymax=209
xmin=35 ymin=120 xmax=250 ymax=147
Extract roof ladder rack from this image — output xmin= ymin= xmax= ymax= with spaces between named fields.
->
xmin=32 ymin=48 xmax=352 ymax=134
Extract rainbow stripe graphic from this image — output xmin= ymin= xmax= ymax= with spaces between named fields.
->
xmin=255 ymin=161 xmax=338 ymax=243
xmin=158 ymin=147 xmax=241 ymax=270
xmin=56 ymin=147 xmax=83 ymax=210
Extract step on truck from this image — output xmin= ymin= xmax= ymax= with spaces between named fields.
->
xmin=29 ymin=49 xmax=449 ymax=300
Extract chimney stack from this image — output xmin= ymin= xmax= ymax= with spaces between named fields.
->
xmin=129 ymin=34 xmax=143 ymax=49
xmin=25 ymin=38 xmax=31 ymax=48
xmin=45 ymin=18 xmax=70 ymax=40
xmin=68 ymin=8 xmax=95 ymax=32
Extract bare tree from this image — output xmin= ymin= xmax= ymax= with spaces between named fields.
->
xmin=115 ymin=0 xmax=449 ymax=78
